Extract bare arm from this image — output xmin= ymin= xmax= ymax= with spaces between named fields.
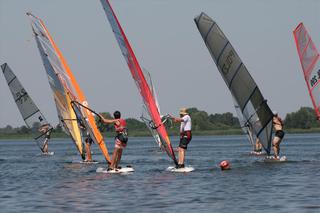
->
xmin=169 ymin=115 xmax=183 ymax=123
xmin=99 ymin=114 xmax=118 ymax=124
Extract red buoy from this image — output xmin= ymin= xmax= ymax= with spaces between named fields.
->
xmin=219 ymin=160 xmax=231 ymax=170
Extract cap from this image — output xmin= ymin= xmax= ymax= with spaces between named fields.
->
xmin=179 ymin=108 xmax=188 ymax=115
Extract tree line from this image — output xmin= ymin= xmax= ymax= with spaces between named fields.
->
xmin=1 ymin=107 xmax=319 ymax=136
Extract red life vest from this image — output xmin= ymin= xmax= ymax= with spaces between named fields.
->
xmin=114 ymin=119 xmax=127 ymax=132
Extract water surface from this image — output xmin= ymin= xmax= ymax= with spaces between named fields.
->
xmin=1 ymin=134 xmax=320 ymax=212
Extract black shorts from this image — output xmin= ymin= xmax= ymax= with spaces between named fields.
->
xmin=116 ymin=132 xmax=128 ymax=144
xmin=85 ymin=137 xmax=93 ymax=144
xmin=275 ymin=130 xmax=285 ymax=139
xmin=179 ymin=131 xmax=192 ymax=150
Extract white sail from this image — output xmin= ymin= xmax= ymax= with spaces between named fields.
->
xmin=1 ymin=63 xmax=53 ymax=152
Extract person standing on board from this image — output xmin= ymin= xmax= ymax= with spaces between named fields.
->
xmin=78 ymin=121 xmax=94 ymax=162
xmin=272 ymin=111 xmax=285 ymax=159
xmin=254 ymin=139 xmax=263 ymax=153
xmin=38 ymin=124 xmax=52 ymax=154
xmin=100 ymin=111 xmax=128 ymax=170
xmin=169 ymin=108 xmax=192 ymax=169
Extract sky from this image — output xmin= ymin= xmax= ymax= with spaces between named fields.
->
xmin=0 ymin=0 xmax=319 ymax=128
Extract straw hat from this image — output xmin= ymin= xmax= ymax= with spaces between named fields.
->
xmin=179 ymin=108 xmax=188 ymax=115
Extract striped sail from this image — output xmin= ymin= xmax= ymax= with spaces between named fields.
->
xmin=27 ymin=13 xmax=111 ymax=162
xmin=194 ymin=13 xmax=273 ymax=155
xmin=293 ymin=23 xmax=320 ymax=119
xmin=1 ymin=63 xmax=53 ymax=152
xmin=100 ymin=0 xmax=177 ymax=165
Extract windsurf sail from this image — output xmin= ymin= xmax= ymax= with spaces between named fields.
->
xmin=100 ymin=0 xmax=177 ymax=165
xmin=1 ymin=63 xmax=53 ymax=152
xmin=140 ymin=70 xmax=162 ymax=148
xmin=194 ymin=13 xmax=273 ymax=155
xmin=233 ymin=98 xmax=255 ymax=148
xmin=293 ymin=23 xmax=320 ymax=119
xmin=27 ymin=12 xmax=111 ymax=163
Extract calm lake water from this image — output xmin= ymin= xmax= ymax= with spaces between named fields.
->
xmin=1 ymin=134 xmax=320 ymax=212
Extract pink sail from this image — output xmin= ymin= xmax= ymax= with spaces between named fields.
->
xmin=293 ymin=23 xmax=320 ymax=118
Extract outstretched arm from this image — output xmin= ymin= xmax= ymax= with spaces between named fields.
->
xmin=169 ymin=115 xmax=183 ymax=123
xmin=99 ymin=114 xmax=118 ymax=125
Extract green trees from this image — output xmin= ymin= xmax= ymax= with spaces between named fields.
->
xmin=1 ymin=106 xmax=320 ymax=137
xmin=284 ymin=107 xmax=319 ymax=129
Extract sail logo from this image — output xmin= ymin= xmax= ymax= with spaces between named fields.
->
xmin=222 ymin=50 xmax=235 ymax=74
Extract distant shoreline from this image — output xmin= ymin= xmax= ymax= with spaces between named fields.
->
xmin=1 ymin=128 xmax=320 ymax=140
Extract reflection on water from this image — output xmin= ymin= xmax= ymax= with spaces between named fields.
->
xmin=1 ymin=134 xmax=320 ymax=212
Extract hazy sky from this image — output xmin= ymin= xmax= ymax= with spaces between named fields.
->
xmin=0 ymin=0 xmax=319 ymax=127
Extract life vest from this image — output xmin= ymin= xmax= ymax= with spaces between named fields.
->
xmin=114 ymin=119 xmax=128 ymax=143
xmin=114 ymin=119 xmax=127 ymax=133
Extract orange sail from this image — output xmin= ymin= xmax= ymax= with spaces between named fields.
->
xmin=27 ymin=12 xmax=111 ymax=163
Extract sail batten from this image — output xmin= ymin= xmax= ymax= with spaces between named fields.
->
xmin=100 ymin=0 xmax=177 ymax=164
xmin=195 ymin=13 xmax=273 ymax=154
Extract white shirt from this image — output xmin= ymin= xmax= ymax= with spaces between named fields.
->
xmin=180 ymin=115 xmax=192 ymax=132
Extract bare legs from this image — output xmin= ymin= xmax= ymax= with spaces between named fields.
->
xmin=110 ymin=148 xmax=123 ymax=169
xmin=42 ymin=138 xmax=49 ymax=153
xmin=85 ymin=143 xmax=92 ymax=161
xmin=178 ymin=148 xmax=186 ymax=166
xmin=272 ymin=136 xmax=281 ymax=158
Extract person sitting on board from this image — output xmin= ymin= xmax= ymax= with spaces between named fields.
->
xmin=169 ymin=108 xmax=192 ymax=169
xmin=272 ymin=111 xmax=285 ymax=159
xmin=100 ymin=111 xmax=128 ymax=170
xmin=38 ymin=124 xmax=52 ymax=154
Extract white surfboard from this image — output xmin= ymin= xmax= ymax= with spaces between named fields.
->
xmin=42 ymin=151 xmax=54 ymax=156
xmin=265 ymin=156 xmax=287 ymax=162
xmin=96 ymin=166 xmax=134 ymax=174
xmin=167 ymin=166 xmax=195 ymax=173
xmin=250 ymin=151 xmax=265 ymax=156
xmin=79 ymin=160 xmax=99 ymax=164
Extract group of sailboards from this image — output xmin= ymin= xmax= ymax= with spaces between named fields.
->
xmin=4 ymin=1 xmax=309 ymax=173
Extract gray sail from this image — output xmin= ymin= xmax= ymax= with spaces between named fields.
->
xmin=194 ymin=13 xmax=273 ymax=154
xmin=233 ymin=97 xmax=255 ymax=148
xmin=1 ymin=63 xmax=53 ymax=152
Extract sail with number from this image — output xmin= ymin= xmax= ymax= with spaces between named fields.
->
xmin=27 ymin=12 xmax=111 ymax=162
xmin=293 ymin=23 xmax=320 ymax=119
xmin=194 ymin=13 xmax=273 ymax=155
xmin=1 ymin=63 xmax=53 ymax=152
xmin=99 ymin=0 xmax=177 ymax=165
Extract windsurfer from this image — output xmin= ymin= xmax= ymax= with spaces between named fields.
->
xmin=254 ymin=138 xmax=262 ymax=153
xmin=272 ymin=111 xmax=285 ymax=159
xmin=78 ymin=122 xmax=94 ymax=162
xmin=84 ymin=136 xmax=94 ymax=162
xmin=100 ymin=111 xmax=128 ymax=170
xmin=169 ymin=108 xmax=192 ymax=168
xmin=38 ymin=124 xmax=51 ymax=154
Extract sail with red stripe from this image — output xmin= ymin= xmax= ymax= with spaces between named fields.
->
xmin=293 ymin=23 xmax=320 ymax=119
xmin=99 ymin=0 xmax=177 ymax=165
xmin=27 ymin=12 xmax=111 ymax=163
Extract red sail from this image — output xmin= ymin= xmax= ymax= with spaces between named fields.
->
xmin=293 ymin=23 xmax=320 ymax=118
xmin=100 ymin=0 xmax=177 ymax=165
